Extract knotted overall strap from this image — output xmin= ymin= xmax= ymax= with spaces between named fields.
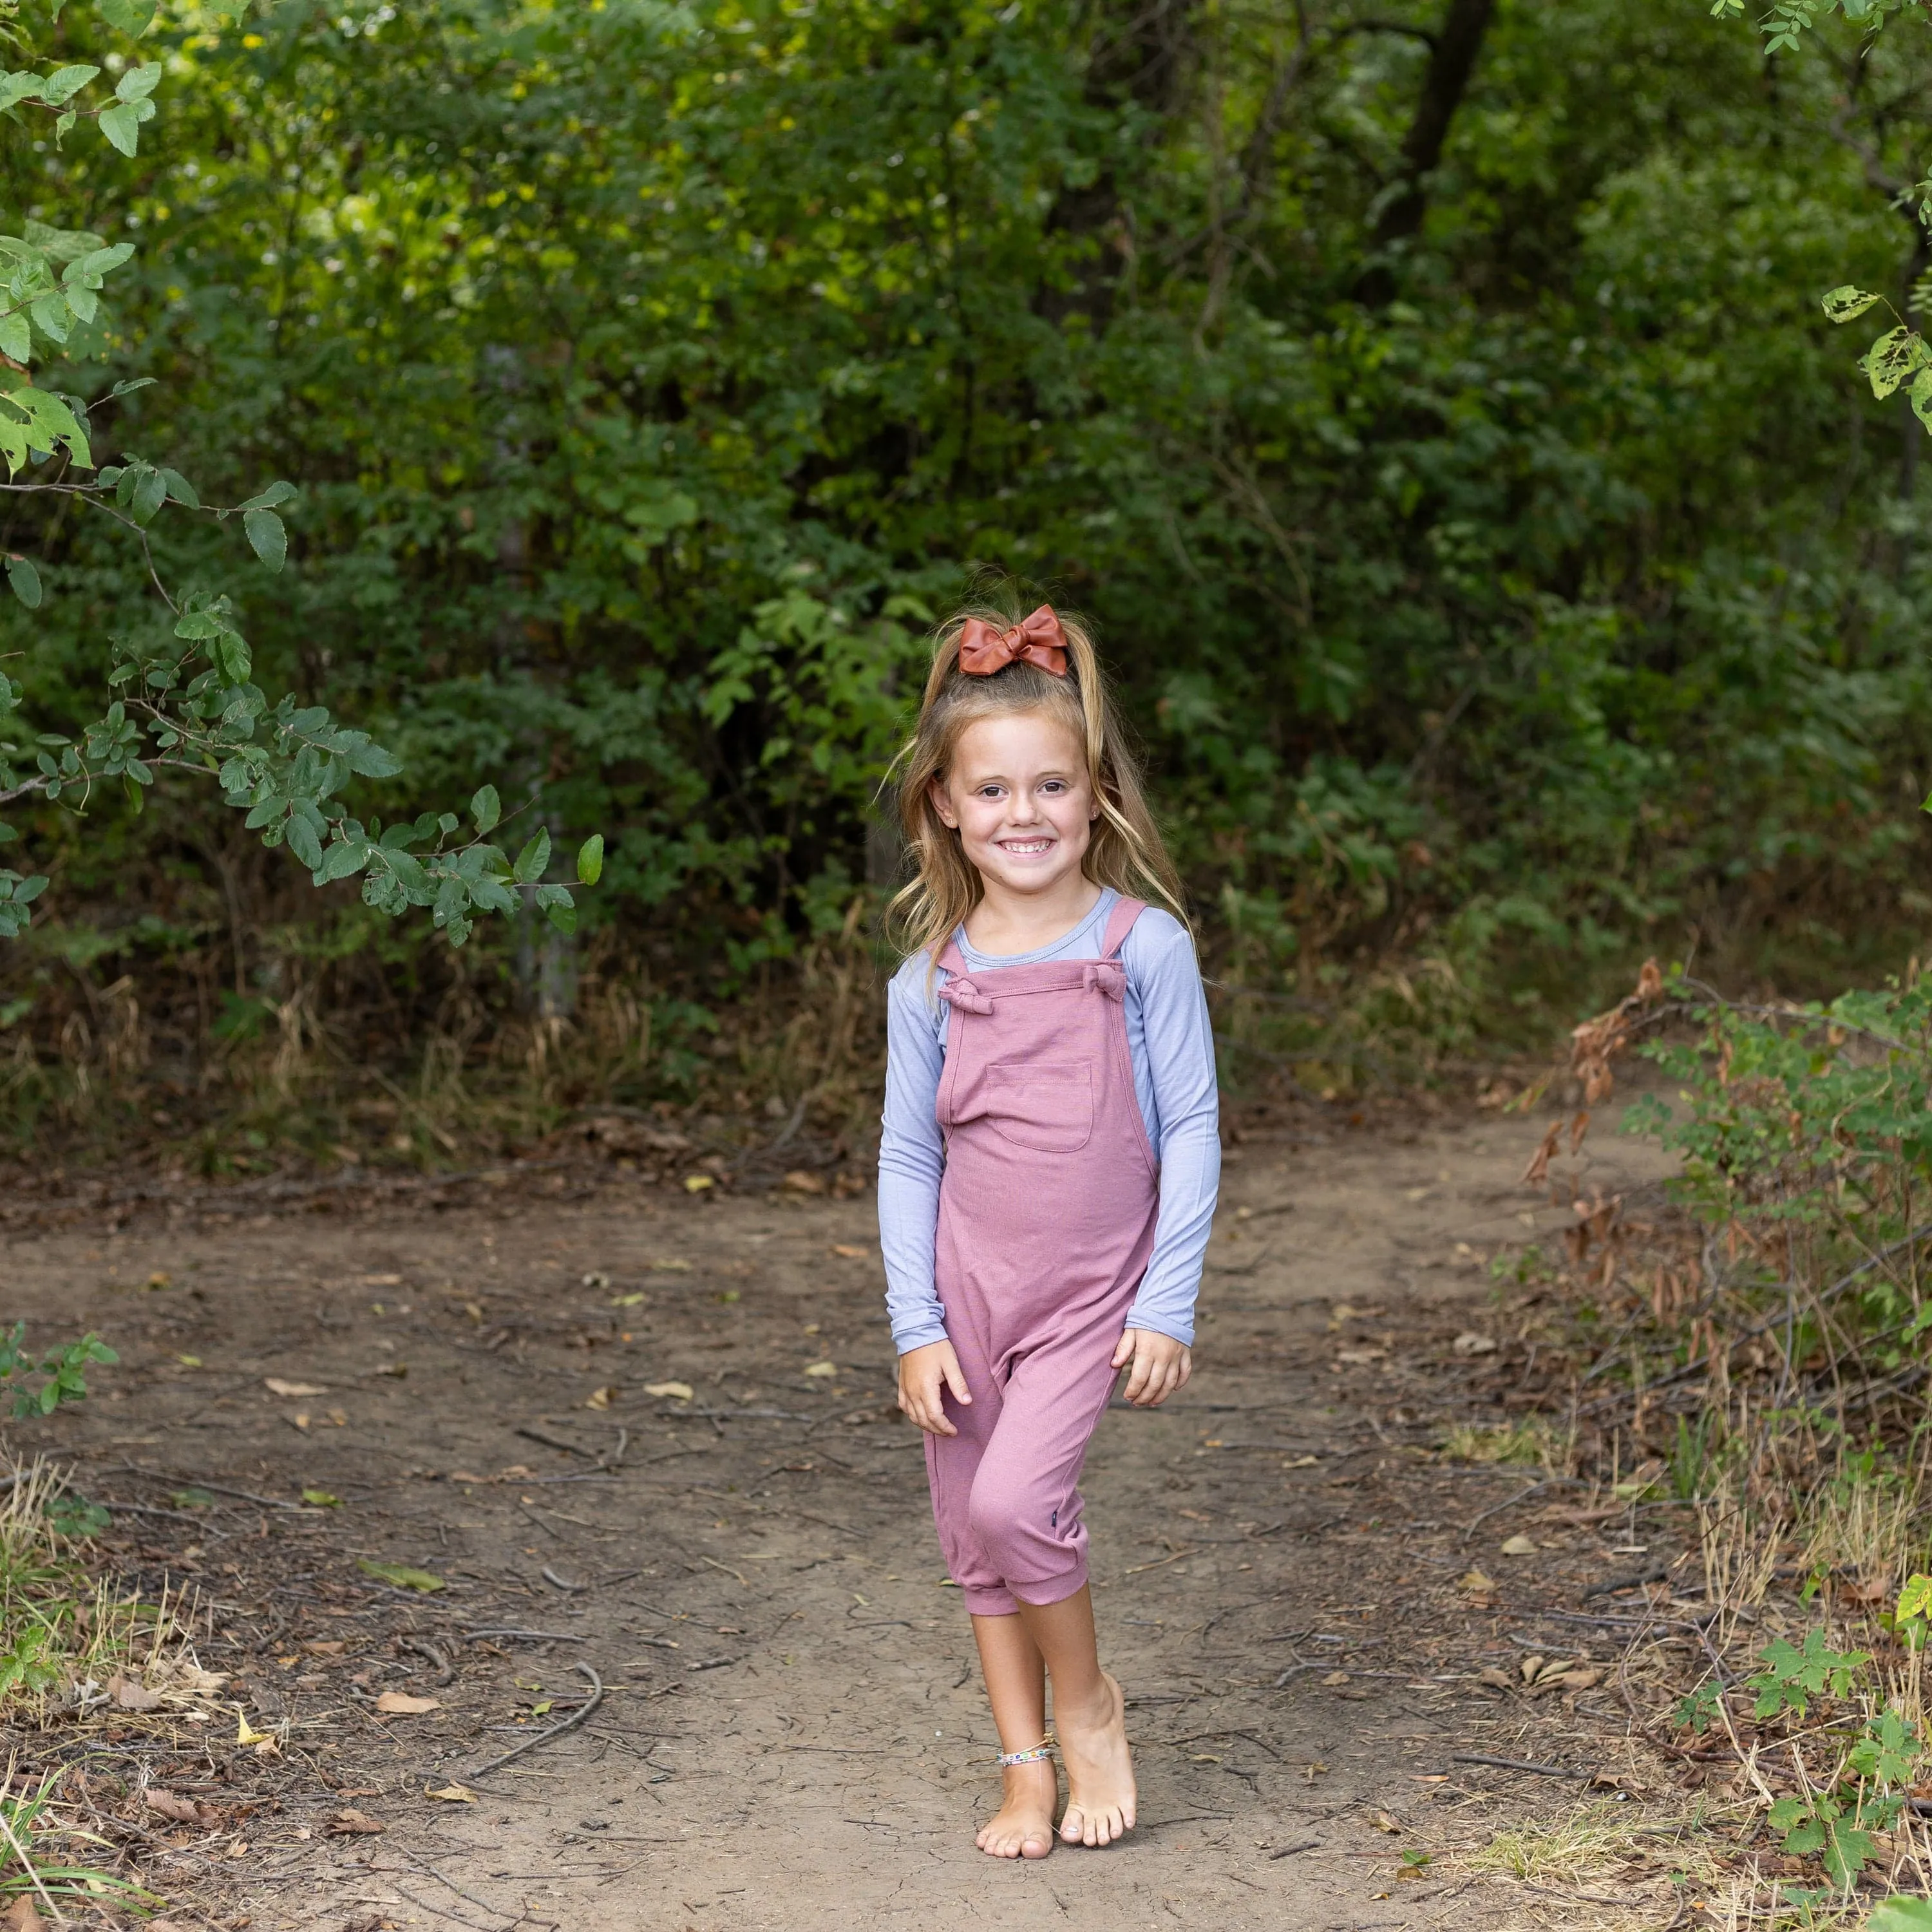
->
xmin=934 ymin=937 xmax=993 ymax=1016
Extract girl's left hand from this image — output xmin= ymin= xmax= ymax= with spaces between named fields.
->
xmin=1112 ymin=1327 xmax=1191 ymax=1407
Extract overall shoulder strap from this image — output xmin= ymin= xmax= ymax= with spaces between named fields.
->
xmin=934 ymin=931 xmax=970 ymax=980
xmin=1099 ymin=896 xmax=1148 ymax=961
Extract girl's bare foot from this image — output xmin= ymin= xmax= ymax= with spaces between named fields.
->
xmin=976 ymin=1757 xmax=1057 ymax=1859
xmin=1056 ymin=1670 xmax=1135 ymax=1846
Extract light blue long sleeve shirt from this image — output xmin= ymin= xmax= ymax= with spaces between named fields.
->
xmin=876 ymin=888 xmax=1221 ymax=1354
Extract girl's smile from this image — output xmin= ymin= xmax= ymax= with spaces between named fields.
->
xmin=929 ymin=713 xmax=1101 ymax=937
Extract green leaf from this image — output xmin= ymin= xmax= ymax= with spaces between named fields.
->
xmin=1871 ymin=1900 xmax=1932 ymax=1931
xmin=302 ymin=1488 xmax=343 ymax=1508
xmin=6 ymin=556 xmax=41 ymax=609
xmin=0 ymin=311 xmax=28 ymax=366
xmin=98 ymin=0 xmax=158 ymax=33
xmin=238 ymin=479 xmax=298 ymax=511
xmin=129 ymin=464 xmax=166 ymax=525
xmin=38 ymin=64 xmax=100 ymax=106
xmin=341 ymin=737 xmax=402 ymax=779
xmin=471 ymin=784 xmax=500 ymax=833
xmin=97 ymin=100 xmax=140 ymax=157
xmin=1822 ymin=285 xmax=1885 ymax=326
xmin=577 ymin=832 xmax=603 ymax=885
xmin=285 ymin=813 xmax=324 ymax=871
xmin=1864 ymin=325 xmax=1927 ymax=401
xmin=158 ymin=467 xmax=200 ymax=509
xmin=113 ymin=60 xmax=164 ymax=99
xmin=544 ymin=897 xmax=577 ymax=935
xmin=356 ymin=1558 xmax=444 ymax=1592
xmin=243 ymin=506 xmax=287 ymax=571
xmin=513 ymin=827 xmax=551 ymax=884
xmin=316 ymin=839 xmax=370 ymax=884
xmin=28 ymin=293 xmax=69 ymax=344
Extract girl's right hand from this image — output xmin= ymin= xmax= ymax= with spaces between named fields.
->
xmin=897 ymin=1339 xmax=971 ymax=1436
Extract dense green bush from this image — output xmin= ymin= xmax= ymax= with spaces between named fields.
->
xmin=6 ymin=0 xmax=1932 ymax=1118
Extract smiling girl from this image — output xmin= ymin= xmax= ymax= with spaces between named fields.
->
xmin=877 ymin=601 xmax=1220 ymax=1859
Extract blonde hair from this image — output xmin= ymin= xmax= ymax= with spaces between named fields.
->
xmin=884 ymin=596 xmax=1188 ymax=965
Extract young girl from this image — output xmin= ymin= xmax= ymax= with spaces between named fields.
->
xmin=878 ymin=601 xmax=1220 ymax=1859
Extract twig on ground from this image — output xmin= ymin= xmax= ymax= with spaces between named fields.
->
xmin=467 ymin=1664 xmax=605 ymax=1778
xmin=1450 ymin=1754 xmax=1594 ymax=1779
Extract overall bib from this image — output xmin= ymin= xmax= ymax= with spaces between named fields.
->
xmin=926 ymin=896 xmax=1159 ymax=1615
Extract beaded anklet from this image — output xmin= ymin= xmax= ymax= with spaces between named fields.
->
xmin=998 ymin=1734 xmax=1056 ymax=1767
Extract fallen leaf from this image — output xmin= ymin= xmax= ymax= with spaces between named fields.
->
xmin=289 ymin=1414 xmax=310 ymax=1431
xmin=1555 ymin=1667 xmax=1602 ymax=1690
xmin=426 ymin=1784 xmax=477 ymax=1804
xmin=234 ymin=1710 xmax=276 ymax=1747
xmin=305 ymin=1640 xmax=346 ymax=1656
xmin=175 ymin=1354 xmax=202 ymax=1368
xmin=644 ymin=1381 xmax=695 ymax=1402
xmin=584 ymin=1386 xmax=618 ymax=1410
xmin=683 ymin=1174 xmax=715 ymax=1193
xmin=1476 ymin=1666 xmax=1514 ymax=1690
xmin=529 ymin=1700 xmax=554 ymax=1716
xmin=1457 ymin=1569 xmax=1497 ymax=1595
xmin=143 ymin=1790 xmax=219 ymax=1826
xmin=448 ymin=1470 xmax=489 ymax=1486
xmin=1452 ymin=1332 xmax=1497 ymax=1356
xmin=1500 ymin=1534 xmax=1536 ymax=1557
xmin=360 ymin=1273 xmax=404 ymax=1286
xmin=223 ymin=1836 xmax=249 ymax=1857
xmin=1321 ymin=1670 xmax=1350 ymax=1687
xmin=357 ymin=1559 xmax=445 ymax=1592
xmin=303 ymin=1489 xmax=343 ymax=1508
xmin=374 ymin=1692 xmax=440 ymax=1715
xmin=1520 ymin=1655 xmax=1546 ymax=1684
xmin=830 ymin=1244 xmax=869 ymax=1258
xmin=170 ymin=1487 xmax=214 ymax=1509
xmin=107 ymin=1672 xmax=162 ymax=1711
xmin=328 ymin=1808 xmax=386 ymax=1834
xmin=649 ymin=1257 xmax=694 ymax=1272
xmin=145 ymin=1271 xmax=171 ymax=1290
xmin=265 ymin=1378 xmax=326 ymax=1397
xmin=782 ymin=1170 xmax=826 ymax=1195
xmin=803 ymin=1361 xmax=838 ymax=1379
xmin=1334 ymin=1348 xmax=1386 ymax=1366
xmin=1283 ymin=1454 xmax=1320 ymax=1468
xmin=1372 ymin=1810 xmax=1401 ymax=1833
xmin=3 ymin=1897 xmax=44 ymax=1932
xmin=610 ymin=1293 xmax=647 ymax=1308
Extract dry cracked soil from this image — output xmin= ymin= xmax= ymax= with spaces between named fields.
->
xmin=1 ymin=1094 xmax=1682 ymax=1931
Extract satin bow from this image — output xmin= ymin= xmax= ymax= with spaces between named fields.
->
xmin=956 ymin=605 xmax=1070 ymax=678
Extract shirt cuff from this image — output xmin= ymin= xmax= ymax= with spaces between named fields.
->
xmin=1123 ymin=1306 xmax=1194 ymax=1348
xmin=893 ymin=1318 xmax=951 ymax=1355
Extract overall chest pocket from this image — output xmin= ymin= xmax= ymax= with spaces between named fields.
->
xmin=980 ymin=1061 xmax=1094 ymax=1154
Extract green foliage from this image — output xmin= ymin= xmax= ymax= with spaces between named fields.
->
xmin=0 ymin=2 xmax=598 ymax=951
xmin=1871 ymin=1899 xmax=1932 ymax=1931
xmin=0 ymin=1325 xmax=115 ymax=1418
xmin=1747 ymin=1628 xmax=1870 ymax=1721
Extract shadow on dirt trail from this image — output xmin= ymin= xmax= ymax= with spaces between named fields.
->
xmin=1 ymin=1095 xmax=1682 ymax=1931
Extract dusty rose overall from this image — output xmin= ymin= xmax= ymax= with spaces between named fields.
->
xmin=927 ymin=896 xmax=1159 ymax=1615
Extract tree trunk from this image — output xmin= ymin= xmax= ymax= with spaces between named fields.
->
xmin=1354 ymin=0 xmax=1496 ymax=304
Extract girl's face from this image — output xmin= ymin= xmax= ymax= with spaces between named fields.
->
xmin=930 ymin=710 xmax=1099 ymax=901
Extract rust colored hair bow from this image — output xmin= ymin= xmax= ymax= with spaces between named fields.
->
xmin=956 ymin=606 xmax=1070 ymax=678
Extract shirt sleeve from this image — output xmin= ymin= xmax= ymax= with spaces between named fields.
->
xmin=1122 ymin=914 xmax=1220 ymax=1347
xmin=877 ymin=958 xmax=951 ymax=1354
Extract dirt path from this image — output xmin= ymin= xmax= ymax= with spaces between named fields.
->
xmin=2 ymin=1098 xmax=1681 ymax=1930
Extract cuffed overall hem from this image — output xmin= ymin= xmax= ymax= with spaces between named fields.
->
xmin=960 ymin=1559 xmax=1088 ymax=1618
